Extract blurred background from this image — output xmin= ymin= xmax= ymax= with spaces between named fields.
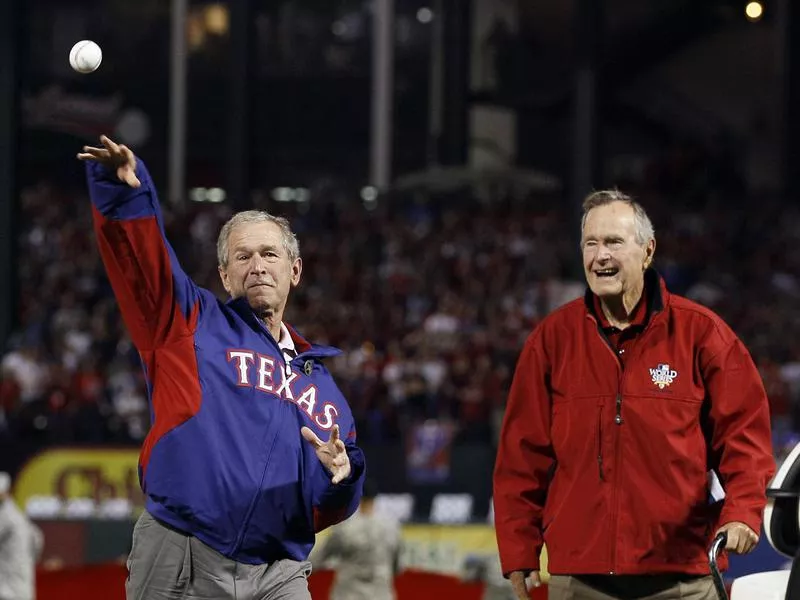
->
xmin=0 ymin=0 xmax=798 ymax=598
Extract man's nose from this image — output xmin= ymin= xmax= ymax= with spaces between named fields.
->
xmin=249 ymin=255 xmax=267 ymax=273
xmin=596 ymin=245 xmax=612 ymax=261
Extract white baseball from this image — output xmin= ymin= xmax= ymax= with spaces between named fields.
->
xmin=69 ymin=40 xmax=103 ymax=74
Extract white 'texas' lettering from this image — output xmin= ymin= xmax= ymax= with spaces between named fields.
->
xmin=275 ymin=369 xmax=298 ymax=400
xmin=296 ymin=386 xmax=317 ymax=416
xmin=224 ymin=349 xmax=339 ymax=429
xmin=314 ymin=403 xmax=338 ymax=430
xmin=256 ymin=356 xmax=275 ymax=392
xmin=227 ymin=350 xmax=255 ymax=385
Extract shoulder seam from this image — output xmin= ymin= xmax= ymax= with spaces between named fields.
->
xmin=668 ymin=301 xmax=735 ymax=365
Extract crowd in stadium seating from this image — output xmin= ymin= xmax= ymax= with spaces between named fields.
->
xmin=2 ymin=143 xmax=800 ymax=451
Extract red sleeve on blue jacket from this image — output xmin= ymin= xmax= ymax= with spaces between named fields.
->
xmin=86 ymin=159 xmax=204 ymax=350
xmin=85 ymin=159 xmax=204 ymax=479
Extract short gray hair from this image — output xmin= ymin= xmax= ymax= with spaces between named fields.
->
xmin=580 ymin=189 xmax=655 ymax=246
xmin=217 ymin=211 xmax=300 ymax=268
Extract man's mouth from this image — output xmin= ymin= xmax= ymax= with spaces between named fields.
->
xmin=594 ymin=268 xmax=619 ymax=278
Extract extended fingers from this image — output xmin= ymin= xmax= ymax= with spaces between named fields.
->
xmin=331 ymin=463 xmax=351 ymax=484
xmin=82 ymin=145 xmax=108 ymax=155
xmin=77 ymin=146 xmax=109 ymax=161
xmin=326 ymin=425 xmax=346 ymax=453
xmin=120 ymin=166 xmax=141 ymax=188
xmin=301 ymin=426 xmax=323 ymax=449
xmin=100 ymin=134 xmax=121 ymax=154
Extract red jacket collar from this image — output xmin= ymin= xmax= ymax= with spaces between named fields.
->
xmin=285 ymin=322 xmax=313 ymax=354
xmin=593 ymin=291 xmax=648 ymax=329
xmin=585 ymin=268 xmax=667 ymax=326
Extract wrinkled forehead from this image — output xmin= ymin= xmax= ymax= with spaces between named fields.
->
xmin=583 ymin=203 xmax=637 ymax=239
xmin=227 ymin=221 xmax=284 ymax=249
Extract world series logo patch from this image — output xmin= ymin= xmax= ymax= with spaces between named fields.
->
xmin=649 ymin=363 xmax=678 ymax=389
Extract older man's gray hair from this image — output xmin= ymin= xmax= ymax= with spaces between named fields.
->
xmin=216 ymin=211 xmax=301 ymax=268
xmin=580 ymin=189 xmax=655 ymax=247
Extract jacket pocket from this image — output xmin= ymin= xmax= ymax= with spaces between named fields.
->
xmin=597 ymin=405 xmax=605 ymax=482
xmin=551 ymin=397 xmax=606 ymax=465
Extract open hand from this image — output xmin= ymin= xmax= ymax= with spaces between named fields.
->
xmin=301 ymin=424 xmax=351 ymax=484
xmin=77 ymin=135 xmax=141 ymax=188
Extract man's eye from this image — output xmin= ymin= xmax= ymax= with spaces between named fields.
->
xmin=237 ymin=255 xmax=249 ymax=261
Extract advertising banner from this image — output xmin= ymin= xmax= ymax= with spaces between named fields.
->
xmin=13 ymin=448 xmax=143 ymax=508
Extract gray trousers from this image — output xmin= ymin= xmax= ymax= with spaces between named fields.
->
xmin=126 ymin=510 xmax=312 ymax=600
xmin=547 ymin=574 xmax=717 ymax=600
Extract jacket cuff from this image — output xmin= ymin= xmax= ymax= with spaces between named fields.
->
xmin=501 ymin=556 xmax=541 ymax=578
xmin=718 ymin=507 xmax=763 ymax=537
xmin=312 ymin=445 xmax=365 ymax=495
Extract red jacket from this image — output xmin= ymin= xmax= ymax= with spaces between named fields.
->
xmin=493 ymin=270 xmax=775 ymax=576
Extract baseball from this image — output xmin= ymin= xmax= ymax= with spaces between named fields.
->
xmin=69 ymin=40 xmax=103 ymax=74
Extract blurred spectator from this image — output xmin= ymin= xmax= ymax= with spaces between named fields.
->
xmin=0 ymin=472 xmax=44 ymax=600
xmin=2 ymin=138 xmax=800 ymax=453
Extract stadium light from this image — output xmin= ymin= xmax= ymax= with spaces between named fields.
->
xmin=745 ymin=1 xmax=763 ymax=22
xmin=417 ymin=8 xmax=433 ymax=24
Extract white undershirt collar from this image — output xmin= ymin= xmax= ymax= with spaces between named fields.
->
xmin=278 ymin=322 xmax=297 ymax=375
xmin=278 ymin=322 xmax=296 ymax=354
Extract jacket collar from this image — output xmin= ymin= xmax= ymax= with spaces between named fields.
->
xmin=584 ymin=267 xmax=667 ymax=325
xmin=227 ymin=297 xmax=342 ymax=359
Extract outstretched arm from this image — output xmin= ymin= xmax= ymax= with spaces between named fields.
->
xmin=78 ymin=135 xmax=206 ymax=350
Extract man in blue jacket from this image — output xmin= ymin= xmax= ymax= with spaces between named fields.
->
xmin=78 ymin=135 xmax=366 ymax=600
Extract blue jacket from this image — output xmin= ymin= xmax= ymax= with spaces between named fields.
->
xmin=85 ymin=159 xmax=365 ymax=565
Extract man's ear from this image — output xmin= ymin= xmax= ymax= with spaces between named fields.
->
xmin=644 ymin=239 xmax=656 ymax=269
xmin=291 ymin=258 xmax=303 ymax=288
xmin=218 ymin=265 xmax=232 ymax=294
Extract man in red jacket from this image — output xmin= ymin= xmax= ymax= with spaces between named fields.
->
xmin=493 ymin=190 xmax=776 ymax=600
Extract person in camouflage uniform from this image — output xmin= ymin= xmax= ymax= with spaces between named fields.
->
xmin=463 ymin=552 xmax=517 ymax=600
xmin=0 ymin=472 xmax=44 ymax=600
xmin=311 ymin=480 xmax=402 ymax=600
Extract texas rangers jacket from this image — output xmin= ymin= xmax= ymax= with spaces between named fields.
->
xmin=86 ymin=159 xmax=366 ymax=565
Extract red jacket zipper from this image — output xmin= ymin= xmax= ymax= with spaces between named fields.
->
xmin=593 ymin=317 xmax=626 ymax=575
xmin=591 ymin=311 xmax=660 ymax=574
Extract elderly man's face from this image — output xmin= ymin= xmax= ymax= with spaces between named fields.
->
xmin=581 ymin=202 xmax=654 ymax=300
xmin=218 ymin=221 xmax=301 ymax=317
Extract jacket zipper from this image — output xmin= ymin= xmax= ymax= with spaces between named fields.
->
xmin=229 ymin=317 xmax=291 ymax=556
xmin=591 ymin=312 xmax=660 ymax=575
xmin=595 ymin=329 xmax=622 ymax=485
xmin=593 ymin=321 xmax=625 ymax=574
xmin=597 ymin=410 xmax=605 ymax=481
